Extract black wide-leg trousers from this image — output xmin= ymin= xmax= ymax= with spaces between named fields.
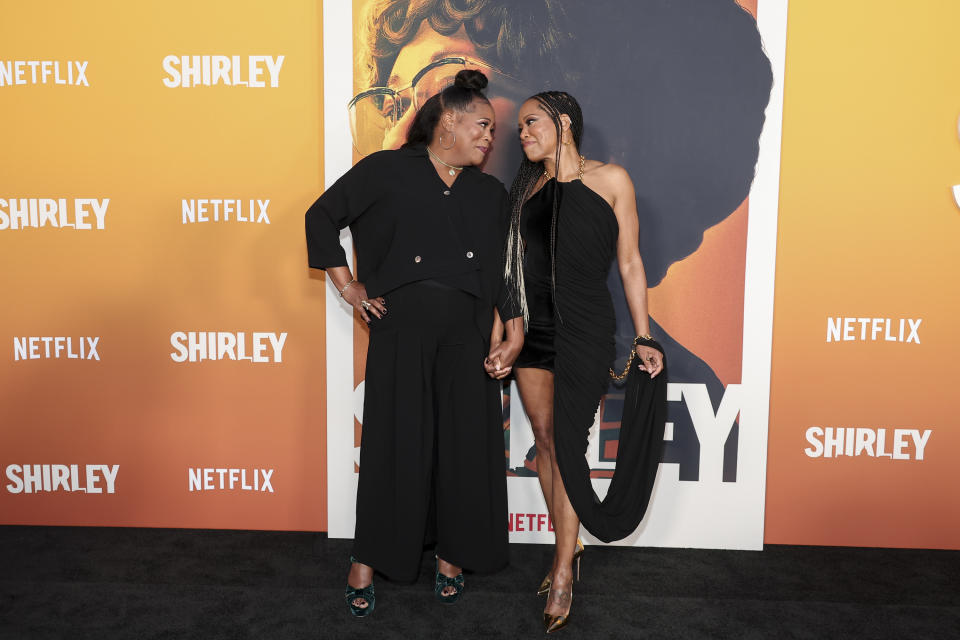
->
xmin=352 ymin=280 xmax=508 ymax=582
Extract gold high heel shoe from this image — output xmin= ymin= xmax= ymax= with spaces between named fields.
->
xmin=543 ymin=586 xmax=573 ymax=634
xmin=537 ymin=538 xmax=584 ymax=596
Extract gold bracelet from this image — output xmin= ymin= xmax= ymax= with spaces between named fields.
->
xmin=339 ymin=279 xmax=356 ymax=298
xmin=610 ymin=335 xmax=656 ymax=381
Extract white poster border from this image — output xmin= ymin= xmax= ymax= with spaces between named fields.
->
xmin=324 ymin=0 xmax=790 ymax=547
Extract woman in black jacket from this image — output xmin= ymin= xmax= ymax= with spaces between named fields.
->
xmin=305 ymin=70 xmax=523 ymax=617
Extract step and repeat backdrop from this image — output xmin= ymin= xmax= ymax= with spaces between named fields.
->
xmin=765 ymin=0 xmax=960 ymax=549
xmin=2 ymin=0 xmax=957 ymax=550
xmin=0 ymin=0 xmax=330 ymax=531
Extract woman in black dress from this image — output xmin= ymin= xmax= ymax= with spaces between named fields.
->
xmin=508 ymin=91 xmax=667 ymax=633
xmin=305 ymin=70 xmax=523 ymax=616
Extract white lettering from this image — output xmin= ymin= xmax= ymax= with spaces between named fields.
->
xmin=268 ymin=332 xmax=287 ymax=363
xmin=826 ymin=318 xmax=842 ymax=342
xmin=212 ymin=55 xmax=230 ymax=85
xmin=256 ymin=199 xmax=270 ymax=223
xmin=180 ymin=198 xmax=271 ymax=224
xmin=13 ymin=336 xmax=102 ymax=361
xmin=189 ymin=468 xmax=202 ymax=491
xmin=892 ymin=429 xmax=910 ymax=460
xmin=0 ymin=198 xmax=108 ymax=231
xmin=5 ymin=464 xmax=23 ymax=493
xmin=802 ymin=427 xmax=932 ymax=462
xmin=162 ymin=55 xmax=284 ymax=88
xmin=248 ymin=55 xmax=266 ymax=88
xmin=668 ymin=383 xmax=742 ymax=483
xmin=101 ymin=464 xmax=119 ymax=493
xmin=877 ymin=429 xmax=891 ymax=457
xmin=52 ymin=465 xmax=70 ymax=491
xmin=4 ymin=464 xmax=118 ymax=493
xmin=85 ymin=465 xmax=101 ymax=493
xmin=907 ymin=318 xmax=921 ymax=344
xmin=804 ymin=426 xmax=824 ymax=457
xmin=171 ymin=332 xmax=286 ymax=363
xmin=13 ymin=338 xmax=27 ymax=361
xmin=23 ymin=464 xmax=42 ymax=493
xmin=217 ymin=332 xmax=237 ymax=360
xmin=74 ymin=61 xmax=88 ymax=86
xmin=912 ymin=430 xmax=932 ymax=460
xmin=827 ymin=317 xmax=923 ymax=344
xmin=260 ymin=469 xmax=274 ymax=492
xmin=187 ymin=468 xmax=275 ymax=492
xmin=170 ymin=332 xmax=188 ymax=363
xmin=824 ymin=427 xmax=843 ymax=458
xmin=885 ymin=318 xmax=897 ymax=341
xmin=854 ymin=428 xmax=875 ymax=456
xmin=265 ymin=56 xmax=284 ymax=87
xmin=0 ymin=60 xmax=90 ymax=87
xmin=162 ymin=55 xmax=179 ymax=88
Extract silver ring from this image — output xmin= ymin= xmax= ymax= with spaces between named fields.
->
xmin=360 ymin=300 xmax=371 ymax=310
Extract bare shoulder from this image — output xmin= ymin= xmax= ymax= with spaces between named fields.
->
xmin=581 ymin=160 xmax=635 ymax=206
xmin=590 ymin=161 xmax=632 ymax=188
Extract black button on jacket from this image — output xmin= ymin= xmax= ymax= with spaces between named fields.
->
xmin=305 ymin=145 xmax=521 ymax=329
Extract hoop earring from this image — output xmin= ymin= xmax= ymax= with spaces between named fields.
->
xmin=440 ymin=131 xmax=456 ymax=150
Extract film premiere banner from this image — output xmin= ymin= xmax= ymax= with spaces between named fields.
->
xmin=324 ymin=0 xmax=788 ymax=549
xmin=765 ymin=0 xmax=960 ymax=550
xmin=1 ymin=1 xmax=331 ymax=530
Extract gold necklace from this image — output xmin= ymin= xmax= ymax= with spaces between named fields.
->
xmin=426 ymin=145 xmax=463 ymax=177
xmin=543 ymin=155 xmax=586 ymax=181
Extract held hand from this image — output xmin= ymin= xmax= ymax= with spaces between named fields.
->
xmin=484 ymin=337 xmax=523 ymax=380
xmin=341 ymin=282 xmax=386 ymax=323
xmin=635 ymin=344 xmax=664 ymax=378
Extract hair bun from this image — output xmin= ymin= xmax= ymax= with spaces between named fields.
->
xmin=454 ymin=69 xmax=488 ymax=91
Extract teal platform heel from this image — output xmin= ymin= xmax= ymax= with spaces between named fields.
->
xmin=434 ymin=557 xmax=464 ymax=604
xmin=345 ymin=556 xmax=375 ymax=617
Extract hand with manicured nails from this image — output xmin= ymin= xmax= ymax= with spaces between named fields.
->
xmin=341 ymin=281 xmax=386 ymax=323
xmin=635 ymin=344 xmax=664 ymax=378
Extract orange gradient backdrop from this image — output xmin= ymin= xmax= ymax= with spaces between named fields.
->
xmin=0 ymin=0 xmax=328 ymax=530
xmin=766 ymin=0 xmax=960 ymax=548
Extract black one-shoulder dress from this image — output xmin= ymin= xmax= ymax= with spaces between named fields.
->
xmin=515 ymin=178 xmax=668 ymax=543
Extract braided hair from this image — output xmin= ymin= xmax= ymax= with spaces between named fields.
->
xmin=505 ymin=91 xmax=585 ymax=325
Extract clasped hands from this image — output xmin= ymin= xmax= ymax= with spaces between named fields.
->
xmin=484 ymin=336 xmax=522 ymax=380
xmin=485 ymin=315 xmax=523 ymax=380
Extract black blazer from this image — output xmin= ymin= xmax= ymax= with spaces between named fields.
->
xmin=305 ymin=145 xmax=521 ymax=334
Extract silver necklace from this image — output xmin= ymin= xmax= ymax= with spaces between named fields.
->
xmin=426 ymin=145 xmax=463 ymax=177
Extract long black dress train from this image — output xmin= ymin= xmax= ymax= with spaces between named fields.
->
xmin=514 ymin=178 xmax=668 ymax=543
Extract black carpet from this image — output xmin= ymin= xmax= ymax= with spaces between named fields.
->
xmin=1 ymin=526 xmax=957 ymax=639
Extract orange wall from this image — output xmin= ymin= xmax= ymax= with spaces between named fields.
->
xmin=766 ymin=0 xmax=960 ymax=548
xmin=0 ymin=0 xmax=328 ymax=530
